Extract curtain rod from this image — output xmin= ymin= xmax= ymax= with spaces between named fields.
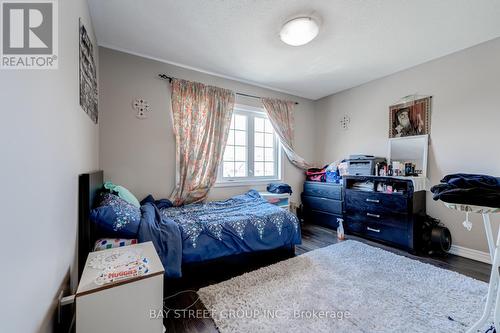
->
xmin=158 ymin=74 xmax=299 ymax=105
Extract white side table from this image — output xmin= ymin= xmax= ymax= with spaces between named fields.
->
xmin=443 ymin=203 xmax=500 ymax=332
xmin=259 ymin=191 xmax=291 ymax=211
xmin=76 ymin=241 xmax=164 ymax=333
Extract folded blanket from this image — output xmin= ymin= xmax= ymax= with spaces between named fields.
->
xmin=267 ymin=182 xmax=293 ymax=194
xmin=440 ymin=173 xmax=500 ymax=189
xmin=431 ymin=174 xmax=500 ymax=208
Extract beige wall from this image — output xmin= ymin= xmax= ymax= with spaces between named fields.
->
xmin=0 ymin=1 xmax=99 ymax=332
xmin=98 ymin=47 xmax=317 ymax=206
xmin=315 ymin=37 xmax=500 ymax=253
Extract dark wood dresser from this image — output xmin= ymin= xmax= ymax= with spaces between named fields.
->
xmin=301 ymin=181 xmax=343 ymax=229
xmin=344 ymin=175 xmax=425 ymax=251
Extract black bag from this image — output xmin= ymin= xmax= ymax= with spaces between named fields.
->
xmin=418 ymin=215 xmax=452 ymax=255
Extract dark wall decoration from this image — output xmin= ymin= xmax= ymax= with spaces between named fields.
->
xmin=79 ymin=18 xmax=98 ymax=124
xmin=389 ymin=96 xmax=431 ymax=138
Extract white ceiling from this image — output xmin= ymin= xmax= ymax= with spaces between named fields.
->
xmin=88 ymin=0 xmax=500 ymax=100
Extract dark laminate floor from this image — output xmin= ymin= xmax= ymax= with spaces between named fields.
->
xmin=164 ymin=223 xmax=491 ymax=333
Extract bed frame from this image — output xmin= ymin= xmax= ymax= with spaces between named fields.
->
xmin=78 ymin=171 xmax=104 ymax=280
xmin=78 ymin=171 xmax=296 ymax=287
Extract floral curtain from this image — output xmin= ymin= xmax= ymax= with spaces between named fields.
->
xmin=261 ymin=98 xmax=311 ymax=170
xmin=170 ymin=79 xmax=235 ymax=205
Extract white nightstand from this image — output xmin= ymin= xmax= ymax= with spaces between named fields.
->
xmin=76 ymin=241 xmax=164 ymax=333
xmin=259 ymin=192 xmax=291 ymax=211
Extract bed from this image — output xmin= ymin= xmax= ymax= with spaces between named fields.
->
xmin=78 ymin=171 xmax=301 ymax=280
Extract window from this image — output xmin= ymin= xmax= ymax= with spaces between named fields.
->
xmin=222 ymin=113 xmax=248 ymax=178
xmin=218 ymin=107 xmax=281 ymax=184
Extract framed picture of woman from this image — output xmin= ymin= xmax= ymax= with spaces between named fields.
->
xmin=389 ymin=96 xmax=431 ymax=138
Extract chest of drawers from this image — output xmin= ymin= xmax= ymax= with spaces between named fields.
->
xmin=301 ymin=181 xmax=343 ymax=229
xmin=344 ymin=176 xmax=425 ymax=251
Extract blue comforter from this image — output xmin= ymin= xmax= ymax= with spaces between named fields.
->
xmin=138 ymin=190 xmax=301 ymax=277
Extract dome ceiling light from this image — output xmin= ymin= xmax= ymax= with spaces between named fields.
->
xmin=279 ymin=16 xmax=320 ymax=46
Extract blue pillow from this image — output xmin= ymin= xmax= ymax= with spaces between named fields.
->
xmin=90 ymin=193 xmax=141 ymax=238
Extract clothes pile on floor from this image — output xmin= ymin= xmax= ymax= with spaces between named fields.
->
xmin=431 ymin=173 xmax=500 ymax=208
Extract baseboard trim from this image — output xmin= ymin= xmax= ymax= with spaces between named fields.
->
xmin=449 ymin=245 xmax=491 ymax=264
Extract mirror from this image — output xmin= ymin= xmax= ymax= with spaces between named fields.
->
xmin=388 ymin=134 xmax=429 ymax=178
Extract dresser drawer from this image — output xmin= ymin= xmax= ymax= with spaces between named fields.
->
xmin=303 ymin=210 xmax=341 ymax=229
xmin=346 ymin=219 xmax=410 ymax=249
xmin=345 ymin=211 xmax=408 ymax=230
xmin=303 ymin=182 xmax=342 ymax=201
xmin=345 ymin=190 xmax=408 ymax=215
xmin=302 ymin=195 xmax=343 ymax=215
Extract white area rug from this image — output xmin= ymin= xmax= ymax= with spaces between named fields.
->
xmin=198 ymin=240 xmax=490 ymax=333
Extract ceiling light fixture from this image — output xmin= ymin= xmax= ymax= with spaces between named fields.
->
xmin=280 ymin=17 xmax=319 ymax=46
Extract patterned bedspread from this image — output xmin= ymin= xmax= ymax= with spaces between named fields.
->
xmin=160 ymin=190 xmax=301 ymax=265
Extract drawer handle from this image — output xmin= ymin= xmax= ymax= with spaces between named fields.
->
xmin=366 ymin=213 xmax=380 ymax=218
xmin=366 ymin=198 xmax=380 ymax=203
xmin=367 ymin=227 xmax=381 ymax=233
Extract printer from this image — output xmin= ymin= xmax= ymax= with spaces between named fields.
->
xmin=347 ymin=155 xmax=386 ymax=176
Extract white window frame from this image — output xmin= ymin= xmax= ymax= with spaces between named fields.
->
xmin=215 ymin=104 xmax=283 ymax=187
